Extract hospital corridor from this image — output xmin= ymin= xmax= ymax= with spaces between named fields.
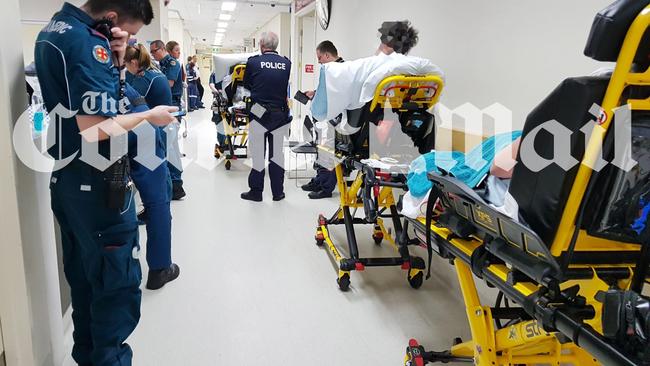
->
xmin=2 ymin=1 xmax=650 ymax=366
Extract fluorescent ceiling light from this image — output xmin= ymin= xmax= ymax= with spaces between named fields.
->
xmin=219 ymin=13 xmax=232 ymax=21
xmin=218 ymin=22 xmax=229 ymax=28
xmin=221 ymin=2 xmax=237 ymax=11
xmin=216 ymin=28 xmax=226 ymax=33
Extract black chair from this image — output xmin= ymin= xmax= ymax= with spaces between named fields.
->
xmin=289 ymin=115 xmax=319 ymax=180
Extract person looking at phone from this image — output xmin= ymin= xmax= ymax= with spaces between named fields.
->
xmin=34 ymin=1 xmax=177 ymax=365
xmin=124 ymin=44 xmax=180 ymax=290
xmin=301 ymin=40 xmax=344 ymax=199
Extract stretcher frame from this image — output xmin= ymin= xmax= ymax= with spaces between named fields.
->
xmin=404 ymin=6 xmax=650 ymax=366
xmin=314 ymin=75 xmax=444 ymax=291
xmin=217 ymin=64 xmax=249 ymax=170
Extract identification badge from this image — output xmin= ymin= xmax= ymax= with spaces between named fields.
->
xmin=93 ymin=45 xmax=110 ymax=64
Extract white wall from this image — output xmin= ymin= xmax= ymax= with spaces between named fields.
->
xmin=135 ymin=0 xmax=167 ymax=44
xmin=314 ymin=0 xmax=613 ymax=131
xmin=21 ymin=23 xmax=44 ymax=66
xmin=1 ymin=0 xmax=42 ymax=365
xmin=250 ymin=13 xmax=292 ymax=57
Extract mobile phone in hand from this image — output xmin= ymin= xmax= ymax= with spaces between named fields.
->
xmin=294 ymin=90 xmax=311 ymax=105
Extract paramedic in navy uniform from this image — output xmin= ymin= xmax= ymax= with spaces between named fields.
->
xmin=240 ymin=31 xmax=292 ymax=202
xmin=34 ymin=1 xmax=177 ymax=365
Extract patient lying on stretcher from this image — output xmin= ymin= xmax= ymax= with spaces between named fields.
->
xmin=401 ymin=133 xmax=523 ymax=220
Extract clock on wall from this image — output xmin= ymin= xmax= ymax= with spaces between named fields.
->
xmin=316 ymin=0 xmax=331 ymax=30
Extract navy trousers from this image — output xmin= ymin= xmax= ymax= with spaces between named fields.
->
xmin=247 ymin=111 xmax=290 ymax=198
xmin=51 ymin=164 xmax=141 ymax=366
xmin=129 ymin=127 xmax=173 ymax=271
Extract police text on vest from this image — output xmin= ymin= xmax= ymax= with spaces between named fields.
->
xmin=260 ymin=61 xmax=286 ymax=70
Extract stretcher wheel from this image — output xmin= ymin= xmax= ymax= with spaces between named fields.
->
xmin=372 ymin=226 xmax=384 ymax=245
xmin=315 ymin=238 xmax=325 ymax=247
xmin=225 ymin=160 xmax=231 ymax=170
xmin=408 ymin=257 xmax=426 ymax=289
xmin=408 ymin=272 xmax=424 ymax=289
xmin=337 ymin=273 xmax=350 ymax=292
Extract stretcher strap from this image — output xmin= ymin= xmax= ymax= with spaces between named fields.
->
xmin=425 ymin=185 xmax=441 ymax=279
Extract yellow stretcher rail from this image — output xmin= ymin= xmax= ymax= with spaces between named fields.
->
xmin=551 ymin=5 xmax=650 ymax=256
xmin=370 ymin=75 xmax=444 ymax=112
xmin=232 ymin=64 xmax=246 ymax=82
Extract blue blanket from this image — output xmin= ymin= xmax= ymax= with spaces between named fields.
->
xmin=407 ymin=131 xmax=522 ymax=197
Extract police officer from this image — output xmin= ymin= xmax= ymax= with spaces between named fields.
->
xmin=150 ymin=39 xmax=186 ymax=200
xmin=240 ymin=32 xmax=292 ymax=202
xmin=35 ymin=1 xmax=177 ymax=365
xmin=124 ymin=44 xmax=180 ymax=290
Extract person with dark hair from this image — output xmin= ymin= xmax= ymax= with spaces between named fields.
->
xmin=302 ymin=40 xmax=344 ymax=199
xmin=316 ymin=40 xmax=340 ymax=62
xmin=124 ymin=44 xmax=181 ymax=290
xmin=35 ymin=1 xmax=177 ymax=365
xmin=151 ymin=39 xmax=186 ymax=200
xmin=377 ymin=20 xmax=420 ymax=55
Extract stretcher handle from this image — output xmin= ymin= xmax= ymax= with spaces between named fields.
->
xmin=551 ymin=310 xmax=639 ymax=366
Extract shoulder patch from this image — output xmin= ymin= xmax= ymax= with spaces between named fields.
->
xmin=93 ymin=45 xmax=110 ymax=64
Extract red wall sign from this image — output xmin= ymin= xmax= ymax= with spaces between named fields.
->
xmin=305 ymin=64 xmax=314 ymax=73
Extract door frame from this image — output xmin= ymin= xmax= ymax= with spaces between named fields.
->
xmin=290 ymin=2 xmax=318 ymax=140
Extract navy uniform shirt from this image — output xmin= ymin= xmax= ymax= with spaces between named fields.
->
xmin=127 ymin=68 xmax=172 ymax=107
xmin=35 ymin=2 xmax=118 ymax=161
xmin=243 ymin=51 xmax=291 ymax=108
xmin=159 ymin=54 xmax=183 ymax=98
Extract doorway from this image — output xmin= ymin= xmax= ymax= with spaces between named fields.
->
xmin=294 ymin=10 xmax=318 ymax=140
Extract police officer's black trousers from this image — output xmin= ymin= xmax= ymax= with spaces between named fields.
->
xmin=247 ymin=112 xmax=290 ymax=198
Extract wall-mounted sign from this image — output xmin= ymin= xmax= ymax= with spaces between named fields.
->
xmin=295 ymin=0 xmax=316 ymax=12
xmin=305 ymin=64 xmax=314 ymax=73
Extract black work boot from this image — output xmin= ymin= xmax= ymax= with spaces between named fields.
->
xmin=301 ymin=181 xmax=320 ymax=192
xmin=172 ymin=182 xmax=186 ymax=200
xmin=240 ymin=191 xmax=262 ymax=202
xmin=309 ymin=190 xmax=333 ymax=199
xmin=146 ymin=264 xmax=180 ymax=290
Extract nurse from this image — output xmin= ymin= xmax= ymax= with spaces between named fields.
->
xmin=124 ymin=44 xmax=180 ymax=290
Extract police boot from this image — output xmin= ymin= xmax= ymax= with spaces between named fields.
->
xmin=241 ymin=191 xmax=263 ymax=202
xmin=146 ymin=263 xmax=181 ymax=290
xmin=172 ymin=182 xmax=186 ymax=200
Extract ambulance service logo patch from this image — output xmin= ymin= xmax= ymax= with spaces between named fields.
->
xmin=93 ymin=45 xmax=110 ymax=64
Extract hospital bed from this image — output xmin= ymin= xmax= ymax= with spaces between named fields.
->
xmin=314 ymin=74 xmax=444 ymax=291
xmin=404 ymin=1 xmax=650 ymax=365
xmin=212 ymin=64 xmax=250 ymax=170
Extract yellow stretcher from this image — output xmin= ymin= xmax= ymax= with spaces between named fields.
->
xmin=404 ymin=2 xmax=650 ymax=365
xmin=314 ymin=74 xmax=444 ymax=291
xmin=215 ymin=64 xmax=250 ymax=170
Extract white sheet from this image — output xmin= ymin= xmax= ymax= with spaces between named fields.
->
xmin=312 ymin=52 xmax=444 ymax=121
